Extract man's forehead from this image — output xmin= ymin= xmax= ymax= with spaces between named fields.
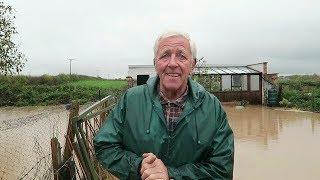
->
xmin=158 ymin=36 xmax=190 ymax=50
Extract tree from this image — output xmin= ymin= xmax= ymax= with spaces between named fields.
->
xmin=0 ymin=1 xmax=26 ymax=75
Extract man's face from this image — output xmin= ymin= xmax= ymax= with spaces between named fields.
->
xmin=155 ymin=36 xmax=195 ymax=93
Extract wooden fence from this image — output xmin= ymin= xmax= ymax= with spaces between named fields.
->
xmin=51 ymin=96 xmax=117 ymax=180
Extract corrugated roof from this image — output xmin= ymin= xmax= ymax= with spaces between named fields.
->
xmin=197 ymin=66 xmax=260 ymax=75
xmin=128 ymin=64 xmax=261 ymax=75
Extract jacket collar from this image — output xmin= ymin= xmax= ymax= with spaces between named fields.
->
xmin=146 ymin=76 xmax=205 ymax=107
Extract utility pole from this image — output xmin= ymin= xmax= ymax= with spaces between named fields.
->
xmin=67 ymin=58 xmax=76 ymax=75
xmin=66 ymin=58 xmax=76 ymax=104
xmin=96 ymin=69 xmax=100 ymax=78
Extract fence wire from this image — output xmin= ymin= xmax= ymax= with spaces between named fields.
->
xmin=0 ymin=105 xmax=89 ymax=180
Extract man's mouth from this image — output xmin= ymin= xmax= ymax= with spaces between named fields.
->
xmin=166 ymin=73 xmax=180 ymax=77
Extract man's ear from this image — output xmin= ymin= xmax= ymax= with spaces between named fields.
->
xmin=190 ymin=58 xmax=197 ymax=76
xmin=192 ymin=58 xmax=197 ymax=69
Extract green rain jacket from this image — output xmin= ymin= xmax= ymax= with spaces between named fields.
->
xmin=94 ymin=76 xmax=234 ymax=180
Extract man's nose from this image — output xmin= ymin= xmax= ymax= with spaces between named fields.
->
xmin=167 ymin=54 xmax=178 ymax=67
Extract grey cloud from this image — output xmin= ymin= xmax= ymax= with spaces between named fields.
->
xmin=5 ymin=0 xmax=320 ymax=77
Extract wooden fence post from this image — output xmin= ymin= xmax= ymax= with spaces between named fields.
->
xmin=51 ymin=137 xmax=62 ymax=180
xmin=63 ymin=102 xmax=80 ymax=161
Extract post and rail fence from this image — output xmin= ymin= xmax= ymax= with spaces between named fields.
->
xmin=51 ymin=95 xmax=118 ymax=180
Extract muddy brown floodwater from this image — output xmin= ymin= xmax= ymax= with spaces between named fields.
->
xmin=0 ymin=105 xmax=320 ymax=179
xmin=224 ymin=105 xmax=320 ymax=180
xmin=0 ymin=105 xmax=70 ymax=179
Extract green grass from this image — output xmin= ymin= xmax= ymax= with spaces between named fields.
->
xmin=0 ymin=74 xmax=127 ymax=106
xmin=69 ymin=80 xmax=127 ymax=89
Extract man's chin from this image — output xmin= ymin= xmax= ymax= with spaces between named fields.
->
xmin=162 ymin=84 xmax=181 ymax=92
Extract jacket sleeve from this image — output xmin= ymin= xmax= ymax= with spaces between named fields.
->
xmin=167 ymin=103 xmax=234 ymax=180
xmin=93 ymin=93 xmax=143 ymax=179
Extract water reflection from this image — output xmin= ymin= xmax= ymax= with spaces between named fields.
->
xmin=1 ymin=105 xmax=319 ymax=179
xmin=225 ymin=105 xmax=320 ymax=147
xmin=224 ymin=105 xmax=320 ymax=180
xmin=226 ymin=105 xmax=279 ymax=148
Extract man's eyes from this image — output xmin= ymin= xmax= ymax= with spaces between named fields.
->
xmin=176 ymin=53 xmax=186 ymax=60
xmin=160 ymin=53 xmax=170 ymax=59
xmin=158 ymin=51 xmax=187 ymax=61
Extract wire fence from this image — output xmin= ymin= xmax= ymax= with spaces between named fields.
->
xmin=0 ymin=96 xmax=121 ymax=180
xmin=0 ymin=105 xmax=89 ymax=179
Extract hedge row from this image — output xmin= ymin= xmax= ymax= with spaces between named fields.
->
xmin=0 ymin=75 xmax=126 ymax=106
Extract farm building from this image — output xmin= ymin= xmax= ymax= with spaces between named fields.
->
xmin=127 ymin=65 xmax=156 ymax=86
xmin=127 ymin=62 xmax=277 ymax=104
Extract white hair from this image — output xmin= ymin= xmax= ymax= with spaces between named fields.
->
xmin=153 ymin=31 xmax=197 ymax=61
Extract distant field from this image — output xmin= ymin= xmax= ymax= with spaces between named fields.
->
xmin=69 ymin=79 xmax=127 ymax=89
xmin=0 ymin=74 xmax=127 ymax=106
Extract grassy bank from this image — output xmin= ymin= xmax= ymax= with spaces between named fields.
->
xmin=279 ymin=74 xmax=320 ymax=113
xmin=68 ymin=79 xmax=126 ymax=89
xmin=0 ymin=74 xmax=127 ymax=106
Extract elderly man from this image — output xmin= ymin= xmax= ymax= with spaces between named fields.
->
xmin=94 ymin=31 xmax=234 ymax=179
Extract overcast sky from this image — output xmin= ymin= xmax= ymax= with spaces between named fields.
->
xmin=4 ymin=0 xmax=320 ymax=78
